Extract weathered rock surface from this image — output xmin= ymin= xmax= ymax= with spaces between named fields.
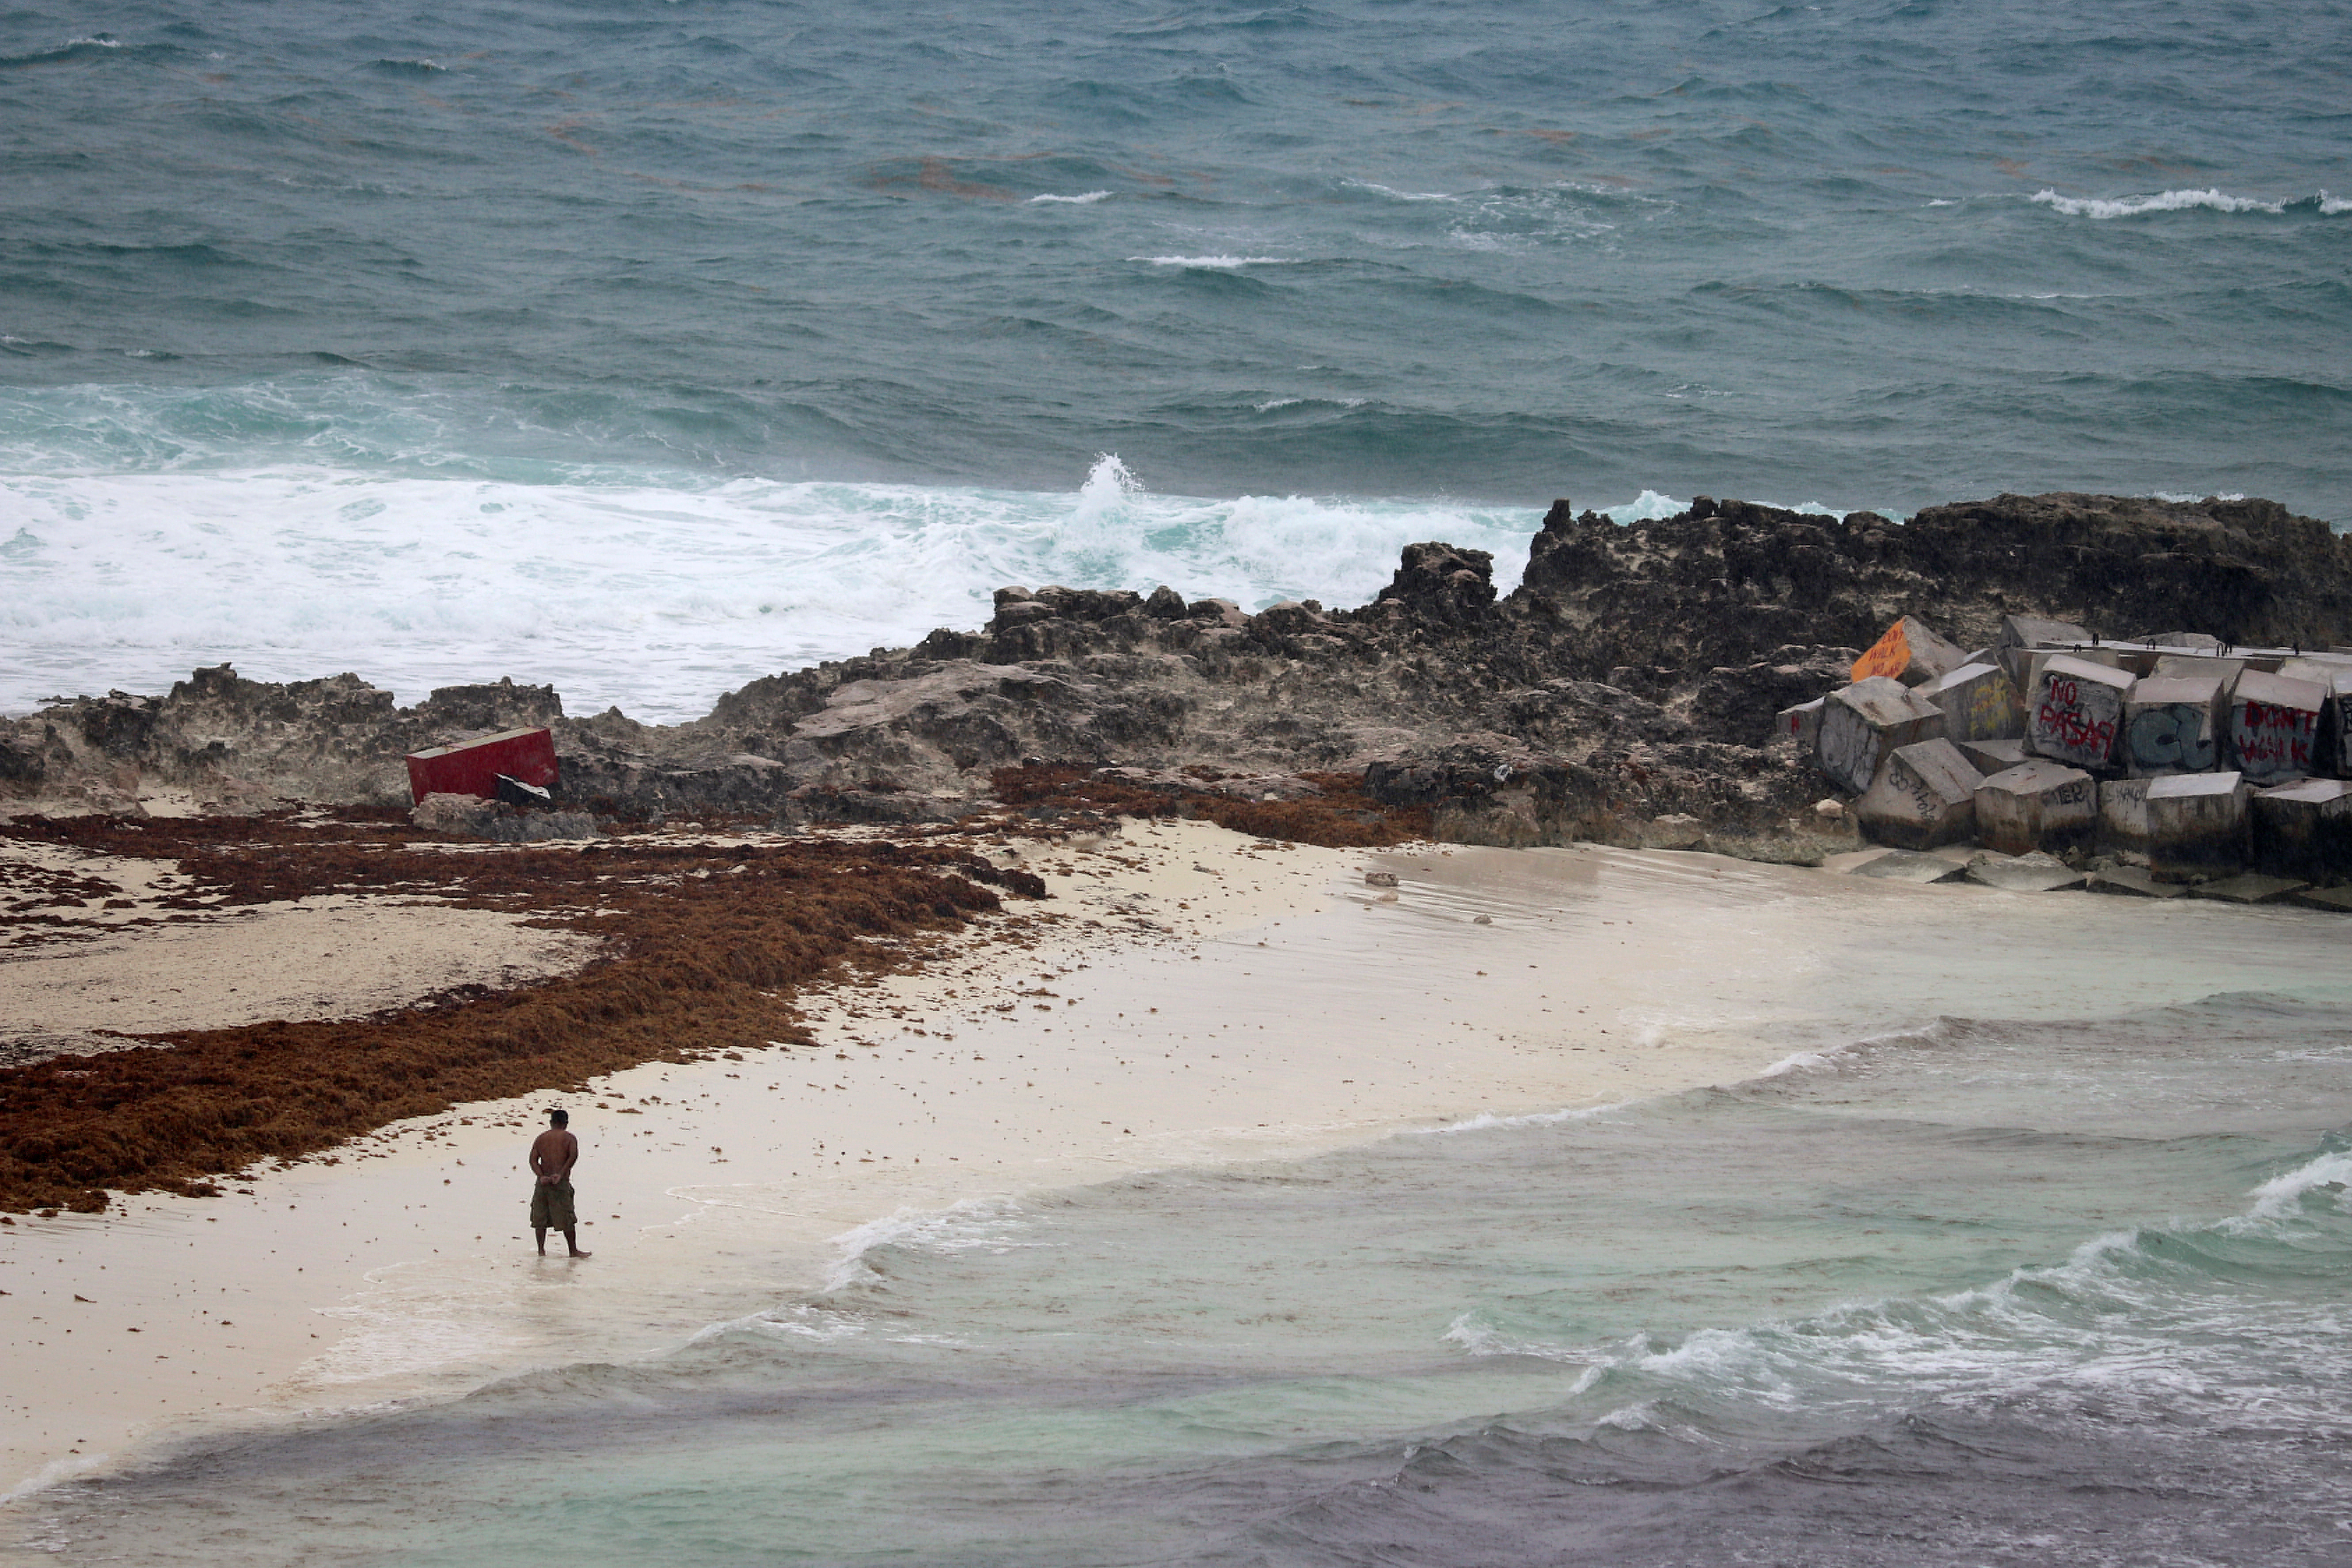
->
xmin=8 ymin=491 xmax=2349 ymax=866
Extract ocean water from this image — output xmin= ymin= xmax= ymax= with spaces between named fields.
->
xmin=4 ymin=0 xmax=2351 ymax=716
xmin=19 ymin=991 xmax=2352 ymax=1565
xmin=10 ymin=8 xmax=2352 ymax=1557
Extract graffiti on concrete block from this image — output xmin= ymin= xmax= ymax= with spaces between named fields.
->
xmin=2032 ymin=677 xmax=2120 ymax=767
xmin=2126 ymin=703 xmax=2216 ymax=775
xmin=2041 ymin=777 xmax=2094 ymax=811
xmin=2234 ymin=699 xmax=2316 ymax=779
xmin=1947 ymin=673 xmax=2023 ymax=742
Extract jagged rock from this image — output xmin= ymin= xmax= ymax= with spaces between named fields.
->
xmin=1376 ymin=542 xmax=1496 ymax=625
xmin=1516 ymin=492 xmax=2352 ymax=677
xmin=12 ymin=491 xmax=2351 ymax=865
xmin=1687 ymin=648 xmax=1856 ymax=743
xmin=411 ymin=792 xmax=597 ymax=841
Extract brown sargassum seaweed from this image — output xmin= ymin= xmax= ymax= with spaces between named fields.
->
xmin=0 ymin=812 xmax=1022 ymax=1214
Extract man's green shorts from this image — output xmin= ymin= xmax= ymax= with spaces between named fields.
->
xmin=530 ymin=1179 xmax=576 ymax=1230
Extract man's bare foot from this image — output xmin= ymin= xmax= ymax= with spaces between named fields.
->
xmin=567 ymin=1249 xmax=592 ymax=1258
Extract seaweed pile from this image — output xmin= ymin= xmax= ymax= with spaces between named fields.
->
xmin=0 ymin=811 xmax=1024 ymax=1213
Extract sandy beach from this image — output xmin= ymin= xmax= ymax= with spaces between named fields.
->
xmin=6 ymin=814 xmax=2352 ymax=1518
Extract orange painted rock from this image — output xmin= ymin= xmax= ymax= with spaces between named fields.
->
xmin=1850 ymin=616 xmax=1968 ymax=687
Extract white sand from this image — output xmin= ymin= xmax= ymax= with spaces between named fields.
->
xmin=6 ymin=820 xmax=2352 ymax=1501
xmin=0 ymin=837 xmax=602 ymax=1063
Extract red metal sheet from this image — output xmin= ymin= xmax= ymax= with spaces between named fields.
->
xmin=405 ymin=727 xmax=560 ymax=805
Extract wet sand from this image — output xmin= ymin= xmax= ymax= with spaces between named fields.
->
xmin=5 ymin=820 xmax=2350 ymax=1506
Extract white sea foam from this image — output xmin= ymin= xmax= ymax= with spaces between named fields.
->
xmin=2241 ymin=1147 xmax=2352 ymax=1223
xmin=1342 ymin=180 xmax=1460 ymax=203
xmin=1446 ymin=1139 xmax=2352 ymax=1430
xmin=0 ymin=456 xmax=1546 ymax=719
xmin=1413 ymin=1102 xmax=1627 ymax=1137
xmin=1757 ymin=1049 xmax=1838 ymax=1078
xmin=819 ymin=1196 xmax=1044 ymax=1293
xmin=1028 ymin=191 xmax=1111 ymax=205
xmin=2031 ymin=186 xmax=2287 ymax=219
xmin=1600 ymin=489 xmax=1690 ymax=523
xmin=2321 ymin=192 xmax=2352 ymax=215
xmin=1131 ymin=254 xmax=1297 ymax=267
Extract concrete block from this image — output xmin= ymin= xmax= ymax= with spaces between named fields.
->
xmin=1852 ymin=615 xmax=1969 ymax=687
xmin=2288 ymin=885 xmax=2352 ymax=914
xmin=2098 ymin=777 xmax=2154 ymax=853
xmin=1855 ymin=739 xmax=1985 ymax=850
xmin=1846 ymin=849 xmax=1968 ymax=883
xmin=2011 ymin=643 xmax=2125 ymax=694
xmin=2326 ymin=670 xmax=2352 ymax=778
xmin=1816 ymin=677 xmax=1946 ymax=795
xmin=2272 ymin=661 xmax=2352 ymax=778
xmin=1922 ymin=661 xmax=2025 ymax=743
xmin=1995 ymin=614 xmax=2089 ymax=689
xmin=2151 ymin=653 xmax=2248 ymax=684
xmin=2250 ymin=778 xmax=2352 ymax=880
xmin=1966 ymin=851 xmax=2087 ymax=892
xmin=2121 ymin=674 xmax=2226 ymax=777
xmin=2027 ymin=654 xmax=2134 ymax=772
xmin=2145 ymin=631 xmax=2225 ymax=651
xmin=2029 ymin=645 xmax=2124 ymax=691
xmin=1975 ymin=760 xmax=2098 ymax=857
xmin=2087 ymin=866 xmax=2187 ymax=899
xmin=2230 ymin=650 xmax=2299 ymax=674
xmin=1959 ymin=737 xmax=2029 ymax=776
xmin=2188 ymin=873 xmax=2307 ymax=905
xmin=2273 ymin=655 xmax=2352 ymax=686
xmin=2227 ymin=670 xmax=2328 ymax=784
xmin=1771 ymin=696 xmax=1825 ymax=749
xmin=2146 ymin=771 xmax=2249 ymax=881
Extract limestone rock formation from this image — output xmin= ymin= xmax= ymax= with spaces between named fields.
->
xmin=8 ymin=491 xmax=2347 ymax=867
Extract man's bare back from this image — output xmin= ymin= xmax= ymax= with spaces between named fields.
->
xmin=529 ymin=1127 xmax=578 ymax=1185
xmin=528 ymin=1109 xmax=589 ymax=1257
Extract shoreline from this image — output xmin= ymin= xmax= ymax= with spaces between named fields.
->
xmin=9 ymin=822 xmax=2352 ymax=1509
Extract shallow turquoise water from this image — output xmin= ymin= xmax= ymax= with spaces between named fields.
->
xmin=28 ymin=993 xmax=2352 ymax=1565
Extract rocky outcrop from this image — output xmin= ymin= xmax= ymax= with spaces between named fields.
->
xmin=1514 ymin=492 xmax=2352 ymax=674
xmin=7 ymin=492 xmax=2345 ymax=864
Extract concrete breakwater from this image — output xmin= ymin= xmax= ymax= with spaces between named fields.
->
xmin=5 ymin=491 xmax=2350 ymax=873
xmin=1782 ymin=611 xmax=2352 ymax=906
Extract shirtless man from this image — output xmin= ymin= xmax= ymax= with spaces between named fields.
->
xmin=528 ymin=1107 xmax=590 ymax=1257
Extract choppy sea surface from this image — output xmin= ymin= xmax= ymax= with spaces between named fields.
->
xmin=3 ymin=0 xmax=2349 ymax=717
xmin=18 ymin=990 xmax=2352 ymax=1566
